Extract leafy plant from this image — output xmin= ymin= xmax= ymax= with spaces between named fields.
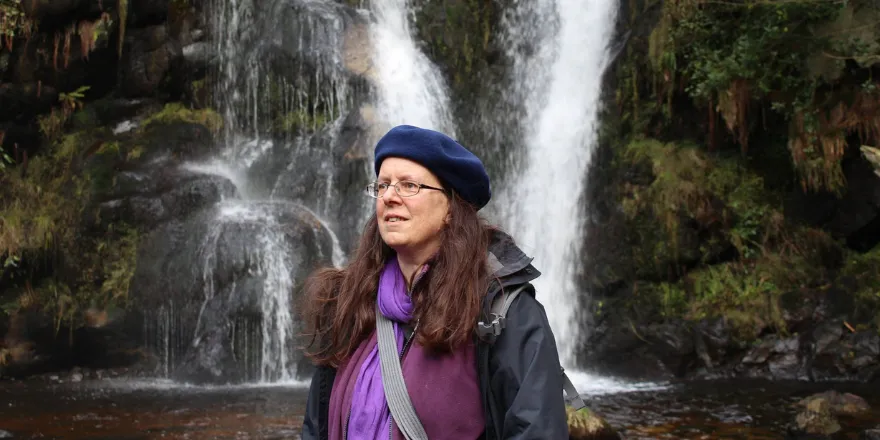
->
xmin=648 ymin=0 xmax=879 ymax=192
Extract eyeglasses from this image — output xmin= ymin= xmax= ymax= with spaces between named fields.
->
xmin=365 ymin=180 xmax=446 ymax=198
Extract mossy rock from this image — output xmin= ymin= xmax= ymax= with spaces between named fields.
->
xmin=567 ymin=406 xmax=620 ymax=440
xmin=140 ymin=102 xmax=223 ymax=133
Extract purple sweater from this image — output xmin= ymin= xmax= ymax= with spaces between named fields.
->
xmin=327 ymin=330 xmax=485 ymax=439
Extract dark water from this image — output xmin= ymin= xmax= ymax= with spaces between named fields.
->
xmin=1 ymin=378 xmax=878 ymax=439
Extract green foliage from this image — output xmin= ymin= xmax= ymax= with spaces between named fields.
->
xmin=667 ymin=1 xmax=840 ymax=105
xmin=0 ymin=132 xmax=91 ymax=258
xmin=0 ymin=98 xmax=223 ymax=331
xmin=621 ymin=137 xmax=776 ymax=260
xmin=838 ymin=246 xmax=880 ymax=325
xmin=640 ymin=0 xmax=880 ymax=192
xmin=617 ymin=137 xmax=849 ymax=339
xmin=0 ymin=147 xmax=12 ymax=174
xmin=273 ymin=110 xmax=328 ymax=135
xmin=38 ymin=86 xmax=91 ymax=142
xmin=0 ymin=0 xmax=25 ymax=46
xmin=141 ymin=102 xmax=223 ymax=132
xmin=0 ymin=120 xmax=140 ymax=331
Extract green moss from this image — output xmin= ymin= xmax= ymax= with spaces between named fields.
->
xmin=0 ymin=122 xmax=139 ymax=332
xmin=0 ymin=131 xmax=97 ymax=257
xmin=2 ymin=223 xmax=138 ymax=338
xmin=272 ymin=110 xmax=328 ymax=135
xmin=616 ymin=136 xmax=846 ymax=340
xmin=413 ymin=0 xmax=497 ymax=94
xmin=141 ymin=102 xmax=223 ymax=133
xmin=621 ymin=137 xmax=780 ymax=260
xmin=632 ymin=0 xmax=880 ymax=193
xmin=838 ymin=246 xmax=880 ymax=326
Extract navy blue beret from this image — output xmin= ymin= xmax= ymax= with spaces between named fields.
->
xmin=374 ymin=125 xmax=492 ymax=210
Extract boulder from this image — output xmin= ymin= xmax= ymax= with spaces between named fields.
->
xmin=567 ymin=406 xmax=620 ymax=440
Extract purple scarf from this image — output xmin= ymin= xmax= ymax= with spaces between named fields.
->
xmin=346 ymin=257 xmax=414 ymax=439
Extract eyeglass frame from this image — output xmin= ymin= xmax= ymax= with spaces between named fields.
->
xmin=365 ymin=180 xmax=448 ymax=199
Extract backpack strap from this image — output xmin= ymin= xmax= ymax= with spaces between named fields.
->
xmin=376 ymin=304 xmax=429 ymax=440
xmin=562 ymin=368 xmax=587 ymax=410
xmin=476 ymin=284 xmax=529 ymax=343
xmin=476 ymin=284 xmax=588 ymax=411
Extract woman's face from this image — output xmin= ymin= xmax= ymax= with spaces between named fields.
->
xmin=376 ymin=157 xmax=449 ymax=259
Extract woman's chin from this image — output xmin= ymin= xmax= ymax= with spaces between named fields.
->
xmin=381 ymin=234 xmax=408 ymax=250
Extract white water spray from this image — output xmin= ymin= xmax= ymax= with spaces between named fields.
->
xmin=141 ymin=0 xmax=358 ymax=384
xmin=368 ymin=0 xmax=455 ymax=134
xmin=501 ymin=0 xmax=643 ymax=393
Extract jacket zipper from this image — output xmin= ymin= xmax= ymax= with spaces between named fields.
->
xmin=343 ymin=407 xmax=351 ymax=440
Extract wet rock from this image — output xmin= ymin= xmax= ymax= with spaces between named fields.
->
xmin=780 ymin=290 xmax=819 ymax=331
xmin=129 ymin=0 xmax=171 ymax=26
xmin=790 ymin=397 xmax=841 ymax=437
xmin=262 ymin=104 xmax=374 ymax=252
xmin=743 ymin=339 xmax=775 ymax=365
xmin=0 ymin=82 xmax=59 ymax=123
xmin=343 ymin=22 xmax=375 ymax=80
xmin=182 ymin=42 xmax=215 ymax=69
xmin=812 ymin=326 xmax=880 ymax=381
xmin=862 ymin=427 xmax=880 ymax=440
xmin=95 ymin=171 xmax=237 ymax=229
xmin=130 ymin=201 xmax=336 ymax=384
xmin=813 ymin=319 xmax=844 ymax=355
xmin=740 ymin=335 xmax=807 ymax=380
xmin=797 ymin=390 xmax=871 ymax=416
xmin=79 ymin=112 xmax=229 ymax=230
xmin=119 ymin=25 xmax=181 ymax=98
xmin=278 ymin=0 xmax=365 ymax=76
xmin=567 ymin=406 xmax=620 ymax=440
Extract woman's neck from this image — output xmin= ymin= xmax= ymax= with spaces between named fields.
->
xmin=396 ymin=250 xmax=434 ymax=288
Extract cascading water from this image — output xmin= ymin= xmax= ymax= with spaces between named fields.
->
xmin=504 ymin=0 xmax=618 ymax=365
xmin=140 ymin=0 xmax=360 ymax=384
xmin=368 ymin=0 xmax=455 ymax=134
xmin=140 ymin=0 xmax=453 ymax=385
xmin=342 ymin=0 xmax=457 ymax=230
xmin=496 ymin=0 xmax=665 ymax=393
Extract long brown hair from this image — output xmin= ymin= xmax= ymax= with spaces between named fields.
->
xmin=300 ymin=195 xmax=491 ymax=367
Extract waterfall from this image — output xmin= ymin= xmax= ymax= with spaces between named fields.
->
xmin=135 ymin=0 xmax=662 ymax=393
xmin=498 ymin=0 xmax=624 ymax=389
xmin=139 ymin=0 xmax=452 ymax=385
xmin=368 ymin=0 xmax=455 ymax=135
xmin=139 ymin=0 xmax=356 ymax=384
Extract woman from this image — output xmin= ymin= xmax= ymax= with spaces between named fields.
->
xmin=300 ymin=125 xmax=569 ymax=439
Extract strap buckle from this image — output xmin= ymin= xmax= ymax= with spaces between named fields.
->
xmin=476 ymin=313 xmax=506 ymax=343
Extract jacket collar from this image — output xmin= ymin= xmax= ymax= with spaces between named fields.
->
xmin=486 ymin=229 xmax=541 ymax=291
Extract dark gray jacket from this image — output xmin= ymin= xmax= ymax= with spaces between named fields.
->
xmin=301 ymin=230 xmax=569 ymax=439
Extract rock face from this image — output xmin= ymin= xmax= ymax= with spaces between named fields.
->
xmin=583 ymin=294 xmax=880 ymax=382
xmin=132 ymin=201 xmax=336 ymax=383
xmin=0 ymin=0 xmax=377 ymax=380
xmin=576 ymin=0 xmax=880 ymax=384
